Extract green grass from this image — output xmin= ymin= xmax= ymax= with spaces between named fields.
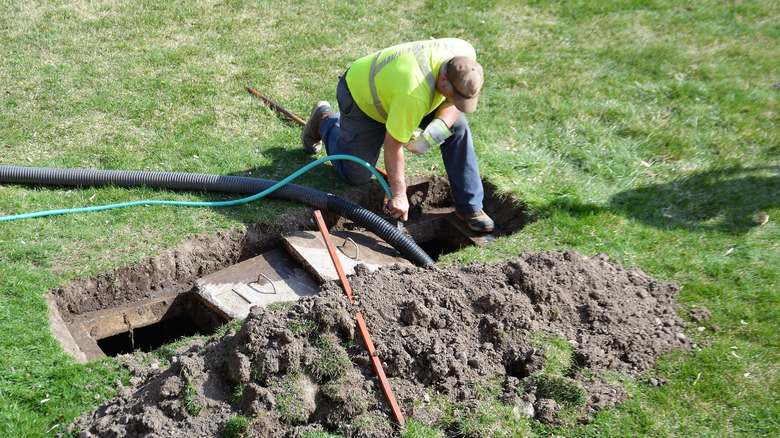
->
xmin=529 ymin=332 xmax=575 ymax=375
xmin=182 ymin=370 xmax=206 ymax=417
xmin=420 ymin=385 xmax=534 ymax=438
xmin=302 ymin=432 xmax=347 ymax=438
xmin=222 ymin=415 xmax=252 ymax=438
xmin=1 ymin=0 xmax=778 ymax=437
xmin=309 ymin=334 xmax=351 ymax=382
xmin=270 ymin=373 xmax=311 ymax=424
xmin=527 ymin=374 xmax=587 ymax=412
xmin=401 ymin=420 xmax=445 ymax=438
xmin=459 ymin=401 xmax=534 ymax=438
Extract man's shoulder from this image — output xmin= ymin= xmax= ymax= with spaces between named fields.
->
xmin=427 ymin=37 xmax=471 ymax=46
xmin=424 ymin=38 xmax=473 ymax=50
xmin=420 ymin=38 xmax=476 ymax=60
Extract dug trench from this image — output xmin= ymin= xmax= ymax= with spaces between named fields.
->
xmin=48 ymin=176 xmax=703 ymax=436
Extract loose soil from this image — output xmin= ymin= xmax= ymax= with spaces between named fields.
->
xmin=72 ymin=250 xmax=696 ymax=437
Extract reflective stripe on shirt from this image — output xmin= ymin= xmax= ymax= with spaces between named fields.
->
xmin=368 ymin=43 xmax=436 ymax=120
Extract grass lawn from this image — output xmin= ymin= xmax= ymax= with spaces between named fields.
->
xmin=1 ymin=0 xmax=777 ymax=436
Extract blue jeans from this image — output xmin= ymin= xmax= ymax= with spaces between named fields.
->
xmin=319 ymin=74 xmax=485 ymax=213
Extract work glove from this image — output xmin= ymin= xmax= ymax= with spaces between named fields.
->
xmin=404 ymin=118 xmax=453 ymax=155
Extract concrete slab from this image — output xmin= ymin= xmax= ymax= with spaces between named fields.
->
xmin=282 ymin=230 xmax=413 ymax=284
xmin=46 ymin=294 xmax=90 ymax=363
xmin=73 ymin=290 xmax=185 ymax=341
xmin=194 ymin=248 xmax=319 ymax=320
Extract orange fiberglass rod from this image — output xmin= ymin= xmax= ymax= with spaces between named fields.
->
xmin=312 ymin=210 xmax=405 ymax=427
xmin=313 ymin=210 xmax=355 ymax=304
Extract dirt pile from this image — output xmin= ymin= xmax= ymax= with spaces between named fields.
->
xmin=72 ymin=250 xmax=692 ymax=437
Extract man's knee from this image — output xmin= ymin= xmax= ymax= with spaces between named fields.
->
xmin=340 ymin=163 xmax=374 ymax=186
xmin=344 ymin=173 xmax=373 ymax=186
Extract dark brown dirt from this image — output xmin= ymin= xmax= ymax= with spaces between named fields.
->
xmin=72 ymin=250 xmax=692 ymax=437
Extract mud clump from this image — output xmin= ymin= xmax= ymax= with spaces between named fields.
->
xmin=73 ymin=250 xmax=691 ymax=437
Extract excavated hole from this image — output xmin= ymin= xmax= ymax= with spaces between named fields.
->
xmin=47 ymin=177 xmax=528 ymax=360
xmin=98 ymin=314 xmax=200 ymax=356
xmin=95 ymin=293 xmax=226 ymax=356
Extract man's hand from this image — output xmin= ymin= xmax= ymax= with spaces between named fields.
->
xmin=404 ymin=102 xmax=460 ymax=155
xmin=403 ymin=129 xmax=424 ymax=155
xmin=386 ymin=193 xmax=409 ymax=222
xmin=434 ymin=100 xmax=461 ymax=127
xmin=383 ymin=132 xmax=409 ymax=222
xmin=405 ymin=119 xmax=452 ymax=155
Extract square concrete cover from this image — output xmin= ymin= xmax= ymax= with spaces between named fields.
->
xmin=195 ymin=248 xmax=320 ymax=320
xmin=282 ymin=229 xmax=413 ymax=285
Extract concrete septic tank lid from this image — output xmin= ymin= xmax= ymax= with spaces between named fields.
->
xmin=195 ymin=248 xmax=319 ymax=321
xmin=195 ymin=230 xmax=413 ymax=320
xmin=281 ymin=229 xmax=414 ymax=284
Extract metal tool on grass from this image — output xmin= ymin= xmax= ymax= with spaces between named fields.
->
xmin=245 ymin=86 xmax=306 ymax=126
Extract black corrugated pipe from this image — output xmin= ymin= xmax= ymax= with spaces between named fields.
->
xmin=0 ymin=166 xmax=434 ymax=266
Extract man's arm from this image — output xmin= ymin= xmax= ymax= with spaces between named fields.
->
xmin=383 ymin=132 xmax=409 ymax=222
xmin=435 ymin=101 xmax=461 ymax=127
xmin=385 ymin=100 xmax=460 ymax=220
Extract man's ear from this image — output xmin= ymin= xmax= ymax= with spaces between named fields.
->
xmin=441 ymin=75 xmax=452 ymax=89
xmin=437 ymin=62 xmax=452 ymax=92
xmin=437 ymin=74 xmax=452 ymax=93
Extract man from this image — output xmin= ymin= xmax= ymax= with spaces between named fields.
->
xmin=302 ymin=38 xmax=494 ymax=233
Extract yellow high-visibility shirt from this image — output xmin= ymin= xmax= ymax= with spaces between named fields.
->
xmin=346 ymin=38 xmax=477 ymax=143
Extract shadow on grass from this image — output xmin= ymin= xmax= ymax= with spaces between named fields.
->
xmin=547 ymin=166 xmax=778 ymax=235
xmin=209 ymin=145 xmax=368 ymax=223
xmin=609 ymin=166 xmax=778 ymax=234
xmin=228 ymin=145 xmax=347 ymax=191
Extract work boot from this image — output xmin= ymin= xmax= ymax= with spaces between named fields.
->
xmin=301 ymin=101 xmax=333 ymax=154
xmin=455 ymin=209 xmax=495 ymax=233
